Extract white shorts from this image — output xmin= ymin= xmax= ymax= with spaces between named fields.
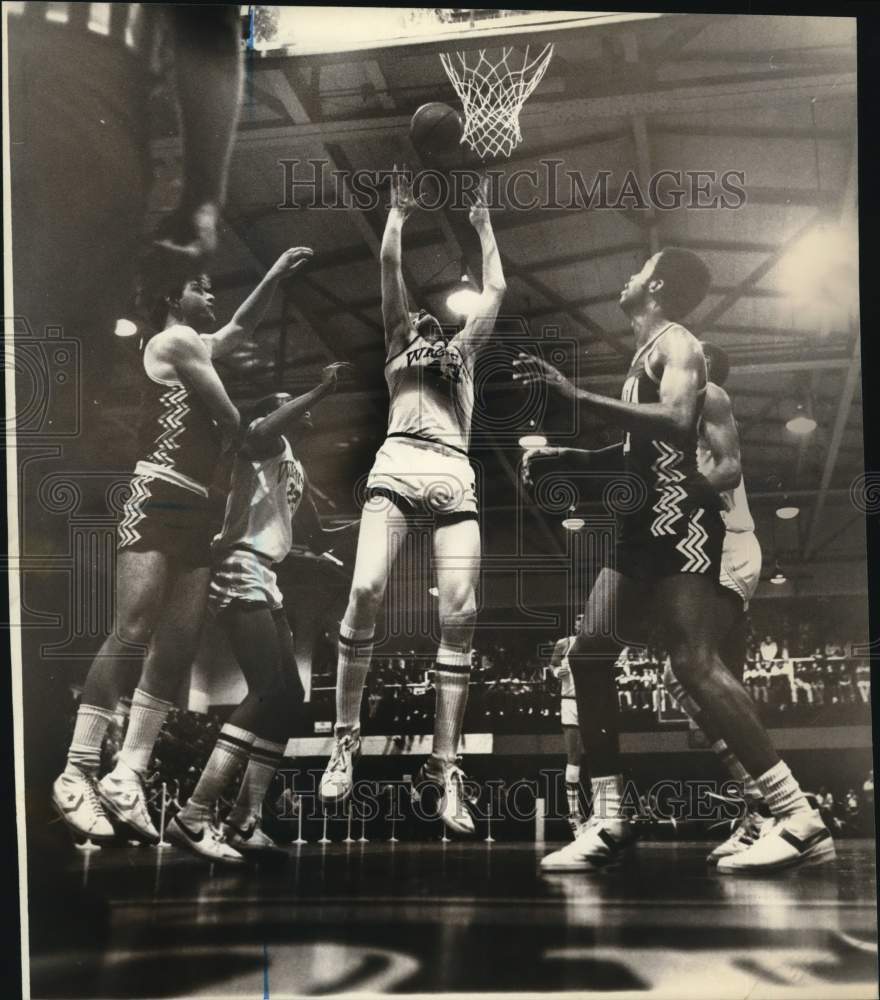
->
xmin=366 ymin=435 xmax=478 ymax=516
xmin=561 ymin=696 xmax=579 ymax=728
xmin=209 ymin=547 xmax=283 ymax=613
xmin=719 ymin=531 xmax=762 ymax=608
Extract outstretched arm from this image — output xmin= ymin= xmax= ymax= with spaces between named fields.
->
xmin=244 ymin=363 xmax=349 ymax=459
xmin=521 ymin=443 xmax=624 ymax=487
xmin=203 ymin=247 xmax=314 ymax=359
xmin=513 ymin=327 xmax=704 ymax=446
xmin=456 ymin=177 xmax=507 ymax=359
xmin=160 ymin=329 xmax=240 ymax=441
xmin=382 ymin=167 xmax=419 ymax=356
xmin=699 ymin=383 xmax=742 ymax=492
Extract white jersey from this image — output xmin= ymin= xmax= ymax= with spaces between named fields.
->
xmin=555 ymin=636 xmax=577 ymax=698
xmin=385 ymin=332 xmax=475 ymax=455
xmin=213 ymin=428 xmax=305 ymax=564
xmin=697 ymin=441 xmax=755 ymax=534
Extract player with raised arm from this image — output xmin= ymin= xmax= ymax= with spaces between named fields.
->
xmin=515 ymin=249 xmax=832 ymax=875
xmin=319 ymin=170 xmax=506 ymax=835
xmin=51 ymin=249 xmax=313 ymax=846
xmin=168 ymin=364 xmax=352 ymax=863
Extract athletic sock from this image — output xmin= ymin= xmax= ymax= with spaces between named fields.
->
xmin=65 ymin=704 xmax=114 ymax=776
xmin=182 ymin=724 xmax=255 ymax=823
xmin=565 ymin=764 xmax=583 ymax=820
xmin=227 ymin=737 xmax=286 ymax=829
xmin=711 ymin=739 xmax=763 ymax=801
xmin=117 ymin=688 xmax=174 ymax=775
xmin=591 ymin=774 xmax=624 ymax=824
xmin=754 ymin=761 xmax=814 ymax=822
xmin=335 ymin=622 xmax=374 ymax=737
xmin=432 ymin=650 xmax=471 ymax=763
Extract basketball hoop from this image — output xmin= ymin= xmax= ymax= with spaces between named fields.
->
xmin=440 ymin=44 xmax=554 ymax=160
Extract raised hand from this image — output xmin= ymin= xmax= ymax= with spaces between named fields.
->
xmin=389 ymin=163 xmax=420 ymax=218
xmin=269 ymin=246 xmax=314 ymax=279
xmin=320 ymin=361 xmax=352 ymax=388
xmin=512 ymin=353 xmax=578 ymax=400
xmin=467 ymin=175 xmax=492 ymax=230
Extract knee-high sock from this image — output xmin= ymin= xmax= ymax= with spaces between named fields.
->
xmin=117 ymin=687 xmax=174 ymax=775
xmin=182 ymin=724 xmax=255 ymax=822
xmin=335 ymin=621 xmax=374 ymax=737
xmin=664 ymin=670 xmax=763 ymax=800
xmin=754 ymin=760 xmax=812 ymax=821
xmin=65 ymin=704 xmax=114 ymax=776
xmin=227 ymin=736 xmax=286 ymax=828
xmin=565 ymin=763 xmax=584 ymax=820
xmin=432 ymin=645 xmax=471 ymax=764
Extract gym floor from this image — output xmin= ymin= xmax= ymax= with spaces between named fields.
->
xmin=26 ymin=839 xmax=878 ymax=998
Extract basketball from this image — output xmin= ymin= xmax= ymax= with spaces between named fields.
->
xmin=410 ymin=102 xmax=464 ymax=157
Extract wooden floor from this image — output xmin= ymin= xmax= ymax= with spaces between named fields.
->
xmin=26 ymin=839 xmax=878 ymax=998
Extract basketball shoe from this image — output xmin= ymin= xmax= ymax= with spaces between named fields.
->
xmin=97 ymin=761 xmax=159 ymax=844
xmin=167 ymin=813 xmax=244 ymax=864
xmin=707 ymin=800 xmax=774 ymax=865
xmin=540 ymin=818 xmax=638 ymax=872
xmin=51 ymin=768 xmax=116 ymax=844
xmin=411 ymin=756 xmax=476 ymax=835
xmin=319 ymin=732 xmax=361 ymax=806
xmin=716 ymin=811 xmax=835 ymax=874
xmin=225 ymin=815 xmax=287 ymax=858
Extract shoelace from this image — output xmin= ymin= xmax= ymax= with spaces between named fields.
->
xmin=328 ymin=737 xmax=356 ymax=774
xmin=83 ymin=777 xmax=107 ymax=818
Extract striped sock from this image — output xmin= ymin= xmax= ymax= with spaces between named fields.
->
xmin=65 ymin=704 xmax=114 ymax=776
xmin=565 ymin=764 xmax=583 ymax=820
xmin=335 ymin=622 xmax=374 ymax=736
xmin=117 ymin=688 xmax=174 ymax=775
xmin=432 ymin=652 xmax=471 ymax=763
xmin=227 ymin=737 xmax=286 ymax=828
xmin=182 ymin=724 xmax=255 ymax=822
xmin=591 ymin=774 xmax=624 ymax=823
xmin=755 ymin=760 xmax=812 ymax=820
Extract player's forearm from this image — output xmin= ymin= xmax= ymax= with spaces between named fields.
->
xmin=476 ymin=224 xmax=506 ymax=292
xmin=565 ymin=442 xmax=625 ymax=473
xmin=703 ymin=456 xmax=741 ymax=493
xmin=255 ymin=381 xmax=332 ymax=439
xmin=381 ymin=211 xmax=406 ymax=264
xmin=171 ymin=5 xmax=242 ymax=212
xmin=573 ymin=390 xmax=694 ymax=443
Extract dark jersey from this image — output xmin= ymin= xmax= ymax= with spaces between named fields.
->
xmin=135 ymin=332 xmax=222 ymax=494
xmin=619 ymin=324 xmax=720 ymax=536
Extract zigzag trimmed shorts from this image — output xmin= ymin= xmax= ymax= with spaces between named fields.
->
xmin=614 ymin=505 xmax=724 ymax=582
xmin=117 ymin=474 xmax=215 ymax=568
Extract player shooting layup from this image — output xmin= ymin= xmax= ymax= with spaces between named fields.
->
xmin=319 ymin=171 xmax=505 ymax=834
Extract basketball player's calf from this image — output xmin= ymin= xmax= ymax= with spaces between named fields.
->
xmin=659 ymin=574 xmax=833 ymax=873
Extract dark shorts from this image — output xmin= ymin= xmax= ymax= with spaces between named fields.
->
xmin=117 ymin=474 xmax=216 ymax=568
xmin=614 ymin=506 xmax=724 ymax=582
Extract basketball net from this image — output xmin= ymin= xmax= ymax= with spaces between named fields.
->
xmin=440 ymin=44 xmax=554 ymax=160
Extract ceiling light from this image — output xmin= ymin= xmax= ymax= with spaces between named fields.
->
xmin=775 ymin=505 xmax=800 ymax=520
xmin=518 ymin=434 xmax=547 ymax=448
xmin=428 ymin=586 xmax=440 ymax=597
xmin=770 ymin=566 xmax=787 ymax=585
xmin=114 ymin=318 xmax=138 ymax=338
xmin=561 ymin=518 xmax=585 ymax=531
xmin=785 ymin=407 xmax=817 ymax=435
xmin=446 ymin=276 xmax=481 ymax=317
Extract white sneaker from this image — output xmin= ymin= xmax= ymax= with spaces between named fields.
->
xmin=412 ymin=758 xmax=476 ymax=836
xmin=707 ymin=802 xmax=774 ymax=865
xmin=225 ymin=815 xmax=287 ymax=858
xmin=716 ymin=811 xmax=835 ymax=874
xmin=167 ymin=813 xmax=245 ymax=864
xmin=568 ymin=815 xmax=589 ymax=839
xmin=51 ymin=768 xmax=116 ymax=843
xmin=319 ymin=732 xmax=361 ymax=806
xmin=540 ymin=818 xmax=637 ymax=872
xmin=97 ymin=763 xmax=159 ymax=844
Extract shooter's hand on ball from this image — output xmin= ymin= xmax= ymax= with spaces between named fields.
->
xmin=512 ymin=353 xmax=578 ymax=400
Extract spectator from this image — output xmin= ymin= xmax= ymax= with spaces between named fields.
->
xmin=759 ymin=635 xmax=779 ymax=662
